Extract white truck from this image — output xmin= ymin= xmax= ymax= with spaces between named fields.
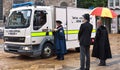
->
xmin=4 ymin=2 xmax=96 ymax=58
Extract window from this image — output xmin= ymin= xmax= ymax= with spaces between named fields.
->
xmin=35 ymin=0 xmax=45 ymax=6
xmin=6 ymin=10 xmax=31 ymax=28
xmin=118 ymin=16 xmax=120 ymax=33
xmin=33 ymin=10 xmax=47 ymax=30
xmin=115 ymin=0 xmax=119 ymax=6
xmin=60 ymin=2 xmax=68 ymax=7
xmin=110 ymin=0 xmax=114 ymax=7
xmin=0 ymin=0 xmax=3 ymax=20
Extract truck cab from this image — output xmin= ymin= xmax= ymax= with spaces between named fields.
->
xmin=4 ymin=2 xmax=54 ymax=58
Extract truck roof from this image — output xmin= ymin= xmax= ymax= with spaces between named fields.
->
xmin=11 ymin=6 xmax=52 ymax=12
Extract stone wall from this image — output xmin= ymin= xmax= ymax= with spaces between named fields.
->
xmin=45 ymin=0 xmax=76 ymax=7
xmin=1 ymin=0 xmax=76 ymax=27
xmin=3 ymin=0 xmax=76 ymax=16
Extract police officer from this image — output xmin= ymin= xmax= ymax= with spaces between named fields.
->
xmin=52 ymin=20 xmax=67 ymax=60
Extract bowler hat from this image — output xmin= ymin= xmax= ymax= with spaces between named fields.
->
xmin=83 ymin=14 xmax=90 ymax=21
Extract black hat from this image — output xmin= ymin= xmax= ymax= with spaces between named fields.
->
xmin=82 ymin=14 xmax=90 ymax=21
xmin=56 ymin=20 xmax=62 ymax=24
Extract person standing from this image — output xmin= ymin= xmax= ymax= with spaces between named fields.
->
xmin=92 ymin=19 xmax=112 ymax=66
xmin=52 ymin=20 xmax=67 ymax=60
xmin=78 ymin=14 xmax=93 ymax=70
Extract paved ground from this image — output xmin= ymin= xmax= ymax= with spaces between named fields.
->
xmin=0 ymin=34 xmax=120 ymax=70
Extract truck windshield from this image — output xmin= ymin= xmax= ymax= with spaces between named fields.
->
xmin=6 ymin=10 xmax=31 ymax=28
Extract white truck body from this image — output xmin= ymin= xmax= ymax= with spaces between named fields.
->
xmin=4 ymin=5 xmax=96 ymax=57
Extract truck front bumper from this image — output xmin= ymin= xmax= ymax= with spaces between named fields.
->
xmin=4 ymin=49 xmax=33 ymax=56
xmin=4 ymin=44 xmax=40 ymax=57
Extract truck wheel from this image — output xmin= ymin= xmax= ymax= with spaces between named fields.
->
xmin=41 ymin=43 xmax=53 ymax=58
xmin=75 ymin=47 xmax=80 ymax=52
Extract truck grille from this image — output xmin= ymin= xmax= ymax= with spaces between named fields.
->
xmin=7 ymin=45 xmax=20 ymax=49
xmin=4 ymin=37 xmax=25 ymax=43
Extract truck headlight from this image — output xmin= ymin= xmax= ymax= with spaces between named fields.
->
xmin=4 ymin=45 xmax=7 ymax=48
xmin=4 ymin=45 xmax=8 ymax=49
xmin=22 ymin=46 xmax=32 ymax=51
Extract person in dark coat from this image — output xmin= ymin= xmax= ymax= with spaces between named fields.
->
xmin=92 ymin=19 xmax=112 ymax=66
xmin=78 ymin=14 xmax=93 ymax=70
xmin=52 ymin=20 xmax=67 ymax=60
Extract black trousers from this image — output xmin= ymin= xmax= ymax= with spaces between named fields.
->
xmin=80 ymin=45 xmax=90 ymax=70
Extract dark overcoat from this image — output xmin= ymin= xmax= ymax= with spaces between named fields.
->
xmin=92 ymin=25 xmax=112 ymax=60
xmin=78 ymin=22 xmax=93 ymax=46
xmin=53 ymin=26 xmax=67 ymax=54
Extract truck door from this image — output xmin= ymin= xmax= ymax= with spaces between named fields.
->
xmin=31 ymin=10 xmax=48 ymax=44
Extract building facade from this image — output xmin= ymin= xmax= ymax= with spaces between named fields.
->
xmin=0 ymin=0 xmax=3 ymax=22
xmin=0 ymin=0 xmax=76 ymax=26
xmin=108 ymin=0 xmax=120 ymax=33
xmin=0 ymin=0 xmax=76 ymax=20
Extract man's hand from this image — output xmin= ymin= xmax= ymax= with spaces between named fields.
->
xmin=52 ymin=28 xmax=58 ymax=32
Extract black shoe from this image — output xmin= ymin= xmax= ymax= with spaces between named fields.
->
xmin=54 ymin=56 xmax=60 ymax=60
xmin=54 ymin=55 xmax=60 ymax=60
xmin=98 ymin=63 xmax=106 ymax=66
xmin=98 ymin=60 xmax=106 ymax=66
xmin=76 ymin=68 xmax=86 ymax=70
xmin=58 ymin=57 xmax=64 ymax=60
xmin=79 ymin=68 xmax=85 ymax=70
xmin=85 ymin=68 xmax=89 ymax=70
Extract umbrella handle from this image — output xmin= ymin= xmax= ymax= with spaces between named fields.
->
xmin=102 ymin=18 xmax=106 ymax=26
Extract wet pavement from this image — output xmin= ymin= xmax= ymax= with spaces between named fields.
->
xmin=0 ymin=34 xmax=120 ymax=70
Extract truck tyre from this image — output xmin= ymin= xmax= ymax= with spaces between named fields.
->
xmin=75 ymin=47 xmax=80 ymax=52
xmin=41 ymin=43 xmax=53 ymax=58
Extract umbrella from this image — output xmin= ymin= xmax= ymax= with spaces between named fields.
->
xmin=90 ymin=7 xmax=117 ymax=18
